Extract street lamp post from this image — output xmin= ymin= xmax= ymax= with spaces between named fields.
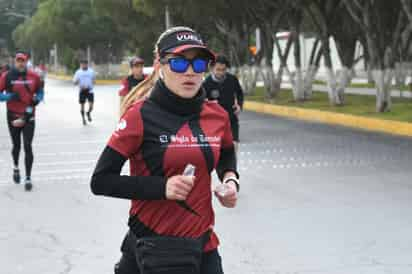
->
xmin=165 ymin=5 xmax=171 ymax=29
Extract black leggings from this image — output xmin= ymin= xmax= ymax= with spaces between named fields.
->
xmin=7 ymin=112 xmax=35 ymax=178
xmin=114 ymin=231 xmax=224 ymax=274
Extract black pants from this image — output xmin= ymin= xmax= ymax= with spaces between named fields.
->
xmin=114 ymin=231 xmax=224 ymax=274
xmin=7 ymin=112 xmax=35 ymax=178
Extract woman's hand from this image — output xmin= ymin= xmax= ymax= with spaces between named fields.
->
xmin=166 ymin=175 xmax=195 ymax=201
xmin=214 ymin=181 xmax=238 ymax=208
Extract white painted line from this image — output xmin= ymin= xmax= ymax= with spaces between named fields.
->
xmin=33 ymin=140 xmax=105 ymax=147
xmin=37 ymin=151 xmax=98 ymax=157
xmin=36 ymin=160 xmax=96 ymax=166
xmin=0 ymin=174 xmax=90 ymax=187
xmin=35 ymin=168 xmax=92 ymax=175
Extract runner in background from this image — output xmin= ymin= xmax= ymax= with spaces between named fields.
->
xmin=202 ymin=55 xmax=244 ymax=155
xmin=73 ymin=60 xmax=96 ymax=125
xmin=118 ymin=56 xmax=146 ymax=107
xmin=0 ymin=51 xmax=44 ymax=191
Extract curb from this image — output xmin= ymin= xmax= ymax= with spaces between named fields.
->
xmin=244 ymin=101 xmax=412 ymax=138
xmin=47 ymin=74 xmax=120 ymax=85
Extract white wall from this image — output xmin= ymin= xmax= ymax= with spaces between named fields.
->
xmin=272 ymin=33 xmax=366 ymax=79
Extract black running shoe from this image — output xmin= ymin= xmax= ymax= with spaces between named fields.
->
xmin=24 ymin=178 xmax=33 ymax=191
xmin=82 ymin=116 xmax=87 ymax=125
xmin=87 ymin=112 xmax=92 ymax=122
xmin=13 ymin=168 xmax=20 ymax=184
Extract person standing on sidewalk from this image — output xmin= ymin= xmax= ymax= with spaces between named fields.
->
xmin=202 ymin=55 xmax=244 ymax=154
xmin=118 ymin=56 xmax=146 ymax=106
xmin=73 ymin=60 xmax=96 ymax=125
xmin=0 ymin=51 xmax=44 ymax=191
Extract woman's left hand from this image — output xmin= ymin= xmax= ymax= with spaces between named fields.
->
xmin=214 ymin=181 xmax=238 ymax=208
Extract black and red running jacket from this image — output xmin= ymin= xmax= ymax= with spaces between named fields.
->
xmin=0 ymin=68 xmax=42 ymax=116
xmin=118 ymin=75 xmax=146 ymax=97
xmin=91 ymin=79 xmax=238 ymax=252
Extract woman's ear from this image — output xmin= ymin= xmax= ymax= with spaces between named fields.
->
xmin=153 ymin=57 xmax=161 ymax=69
xmin=159 ymin=68 xmax=164 ymax=79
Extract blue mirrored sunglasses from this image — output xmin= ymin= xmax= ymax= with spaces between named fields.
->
xmin=160 ymin=57 xmax=209 ymax=73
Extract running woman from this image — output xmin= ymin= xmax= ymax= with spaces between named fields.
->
xmin=118 ymin=56 xmax=146 ymax=106
xmin=73 ymin=60 xmax=96 ymax=125
xmin=91 ymin=26 xmax=239 ymax=274
xmin=0 ymin=51 xmax=44 ymax=191
xmin=202 ymin=55 xmax=244 ymax=154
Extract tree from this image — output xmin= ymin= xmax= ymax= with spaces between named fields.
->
xmin=94 ymin=0 xmax=164 ymax=61
xmin=133 ymin=0 xmax=254 ymax=67
xmin=286 ymin=0 xmax=306 ymax=101
xmin=0 ymin=0 xmax=38 ymax=53
xmin=306 ymin=0 xmax=361 ymax=105
xmin=344 ymin=0 xmax=409 ymax=112
xmin=13 ymin=0 xmax=123 ymax=68
xmin=246 ymin=0 xmax=289 ymax=99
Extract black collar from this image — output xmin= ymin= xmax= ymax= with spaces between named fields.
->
xmin=10 ymin=67 xmax=27 ymax=77
xmin=149 ymin=79 xmax=205 ymax=116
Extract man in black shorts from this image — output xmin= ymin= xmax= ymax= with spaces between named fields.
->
xmin=202 ymin=55 xmax=244 ymax=154
xmin=73 ymin=60 xmax=96 ymax=125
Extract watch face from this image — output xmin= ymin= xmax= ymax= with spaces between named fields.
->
xmin=211 ymin=89 xmax=220 ymax=99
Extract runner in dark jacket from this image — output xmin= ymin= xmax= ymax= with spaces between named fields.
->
xmin=91 ymin=26 xmax=239 ymax=274
xmin=202 ymin=55 xmax=244 ymax=154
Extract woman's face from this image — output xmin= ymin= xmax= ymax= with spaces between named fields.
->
xmin=161 ymin=49 xmax=207 ymax=99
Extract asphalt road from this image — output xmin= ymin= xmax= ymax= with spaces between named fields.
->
xmin=1 ymin=78 xmax=412 ymax=274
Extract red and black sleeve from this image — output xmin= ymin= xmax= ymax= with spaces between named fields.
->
xmin=90 ymin=146 xmax=166 ymax=200
xmin=90 ymin=104 xmax=166 ymax=200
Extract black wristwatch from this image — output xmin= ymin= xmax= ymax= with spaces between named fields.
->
xmin=222 ymin=176 xmax=240 ymax=192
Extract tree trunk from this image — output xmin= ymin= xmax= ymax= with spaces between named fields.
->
xmin=303 ymin=64 xmax=318 ymax=99
xmin=325 ymin=67 xmax=340 ymax=105
xmin=372 ymin=69 xmax=393 ymax=112
xmin=336 ymin=66 xmax=353 ymax=104
xmin=322 ymin=38 xmax=342 ymax=105
xmin=394 ymin=62 xmax=407 ymax=97
xmin=260 ymin=65 xmax=279 ymax=100
xmin=238 ymin=64 xmax=258 ymax=95
xmin=303 ymin=39 xmax=321 ymax=99
xmin=291 ymin=33 xmax=305 ymax=101
xmin=271 ymin=34 xmax=293 ymax=99
xmin=290 ymin=68 xmax=304 ymax=101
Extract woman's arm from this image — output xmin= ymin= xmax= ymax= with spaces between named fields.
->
xmin=216 ymin=146 xmax=239 ymax=181
xmin=90 ymin=146 xmax=167 ymax=200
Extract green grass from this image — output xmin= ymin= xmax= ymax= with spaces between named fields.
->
xmin=247 ymin=87 xmax=412 ymax=123
xmin=312 ymin=80 xmax=412 ymax=91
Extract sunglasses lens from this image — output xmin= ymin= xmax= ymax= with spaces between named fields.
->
xmin=169 ymin=58 xmax=190 ymax=73
xmin=192 ymin=58 xmax=208 ymax=73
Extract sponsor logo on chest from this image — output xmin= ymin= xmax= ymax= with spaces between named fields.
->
xmin=159 ymin=134 xmax=221 ymax=148
xmin=11 ymin=80 xmax=33 ymax=85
